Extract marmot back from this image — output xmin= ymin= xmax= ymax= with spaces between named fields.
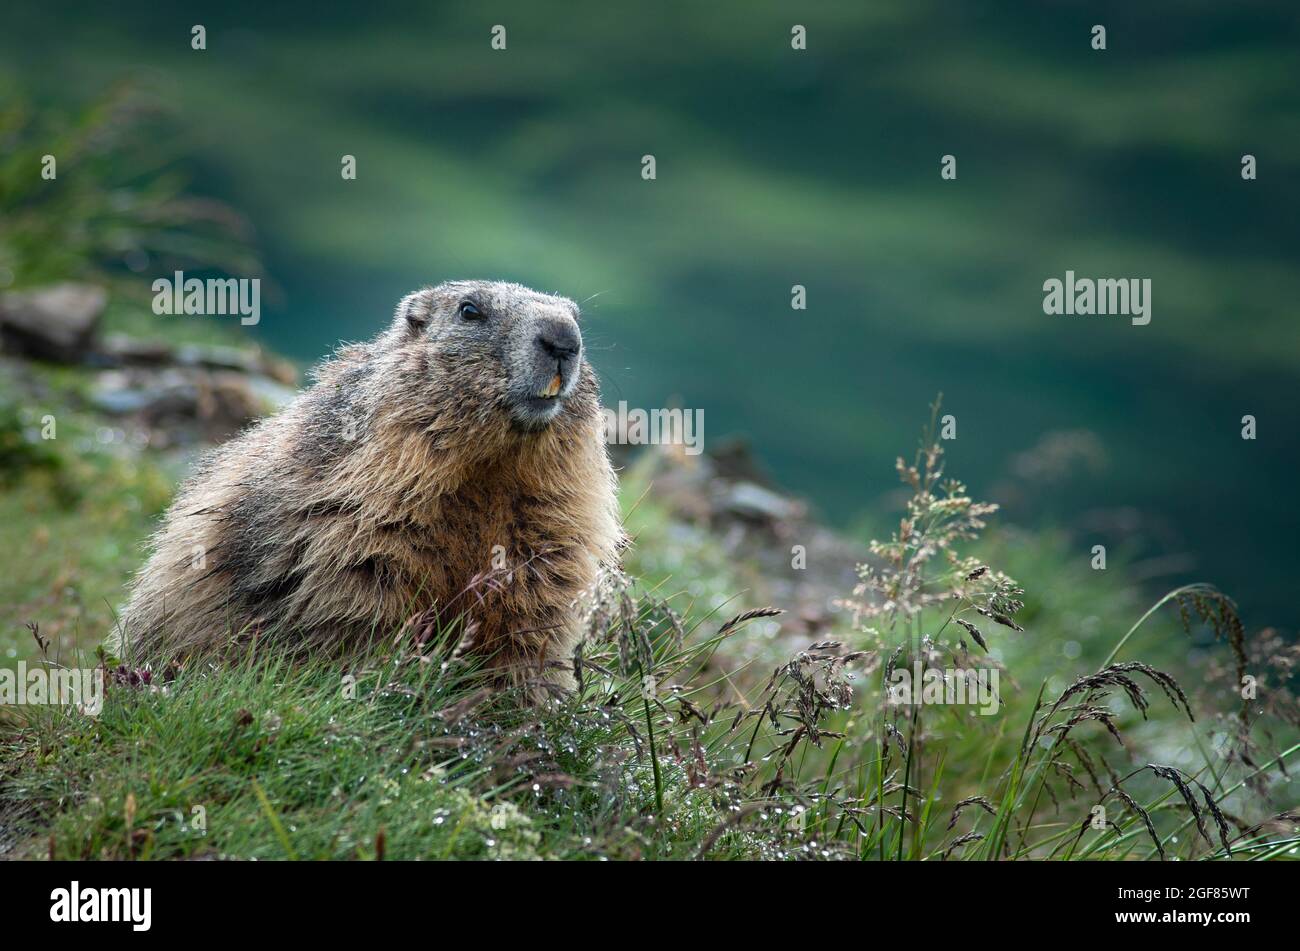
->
xmin=115 ymin=281 xmax=624 ymax=688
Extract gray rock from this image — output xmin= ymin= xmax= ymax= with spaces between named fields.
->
xmin=90 ymin=365 xmax=291 ymax=447
xmin=717 ymin=481 xmax=802 ymax=524
xmin=0 ymin=283 xmax=107 ymax=362
xmin=98 ymin=334 xmax=298 ymax=385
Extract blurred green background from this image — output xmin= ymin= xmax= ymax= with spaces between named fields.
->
xmin=3 ymin=1 xmax=1298 ymax=625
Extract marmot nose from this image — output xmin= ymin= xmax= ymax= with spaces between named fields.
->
xmin=535 ymin=321 xmax=581 ymax=361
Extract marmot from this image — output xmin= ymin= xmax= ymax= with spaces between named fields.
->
xmin=114 ymin=281 xmax=624 ymax=689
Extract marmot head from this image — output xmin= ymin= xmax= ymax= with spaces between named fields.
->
xmin=390 ymin=280 xmax=592 ymax=432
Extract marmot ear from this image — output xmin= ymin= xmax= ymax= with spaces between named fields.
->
xmin=395 ymin=289 xmax=433 ymax=333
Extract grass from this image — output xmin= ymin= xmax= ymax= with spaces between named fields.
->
xmin=2 ymin=400 xmax=1296 ymax=860
xmin=0 ymin=364 xmax=176 ymax=663
xmin=1 ymin=598 xmax=803 ymax=860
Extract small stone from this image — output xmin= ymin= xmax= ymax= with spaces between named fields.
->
xmin=0 ymin=283 xmax=107 ymax=362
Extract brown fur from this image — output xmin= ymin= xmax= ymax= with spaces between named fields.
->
xmin=114 ymin=281 xmax=624 ymax=689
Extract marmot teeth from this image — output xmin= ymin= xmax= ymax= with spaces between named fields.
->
xmin=540 ymin=374 xmax=563 ymax=398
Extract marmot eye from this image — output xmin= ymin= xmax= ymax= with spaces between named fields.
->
xmin=458 ymin=301 xmax=484 ymax=321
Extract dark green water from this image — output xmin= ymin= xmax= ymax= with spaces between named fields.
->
xmin=5 ymin=2 xmax=1298 ymax=623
